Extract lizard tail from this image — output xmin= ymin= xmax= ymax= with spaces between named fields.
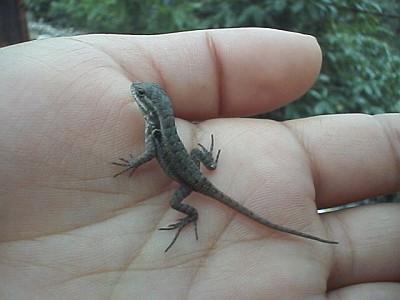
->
xmin=200 ymin=182 xmax=338 ymax=244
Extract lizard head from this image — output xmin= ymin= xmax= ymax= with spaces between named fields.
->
xmin=130 ymin=82 xmax=170 ymax=113
xmin=130 ymin=81 xmax=174 ymax=129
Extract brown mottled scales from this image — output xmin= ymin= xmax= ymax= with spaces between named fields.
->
xmin=113 ymin=82 xmax=338 ymax=252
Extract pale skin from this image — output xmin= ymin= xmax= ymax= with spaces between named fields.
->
xmin=0 ymin=28 xmax=399 ymax=299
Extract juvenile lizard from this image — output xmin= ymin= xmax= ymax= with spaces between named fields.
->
xmin=113 ymin=82 xmax=338 ymax=252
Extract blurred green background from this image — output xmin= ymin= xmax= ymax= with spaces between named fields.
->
xmin=26 ymin=0 xmax=399 ymax=203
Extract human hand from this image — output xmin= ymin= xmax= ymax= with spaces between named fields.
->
xmin=1 ymin=28 xmax=399 ymax=299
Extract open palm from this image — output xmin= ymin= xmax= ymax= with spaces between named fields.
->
xmin=1 ymin=29 xmax=399 ymax=299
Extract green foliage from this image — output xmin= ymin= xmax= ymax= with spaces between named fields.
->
xmin=296 ymin=0 xmax=400 ymax=117
xmin=316 ymin=33 xmax=400 ymax=114
xmin=26 ymin=0 xmax=400 ymax=119
xmin=27 ymin=0 xmax=136 ymax=32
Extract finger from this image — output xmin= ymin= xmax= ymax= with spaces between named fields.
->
xmin=285 ymin=113 xmax=400 ymax=286
xmin=286 ymin=113 xmax=400 ymax=208
xmin=330 ymin=282 xmax=400 ymax=299
xmin=77 ymin=28 xmax=322 ymax=118
xmin=328 ymin=203 xmax=400 ymax=288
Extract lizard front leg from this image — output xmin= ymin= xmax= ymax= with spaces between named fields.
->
xmin=112 ymin=133 xmax=157 ymax=177
xmin=191 ymin=134 xmax=221 ymax=171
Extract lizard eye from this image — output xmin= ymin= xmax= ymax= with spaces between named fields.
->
xmin=136 ymin=88 xmax=146 ymax=97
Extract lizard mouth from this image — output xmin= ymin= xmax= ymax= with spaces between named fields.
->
xmin=130 ymin=91 xmax=147 ymax=113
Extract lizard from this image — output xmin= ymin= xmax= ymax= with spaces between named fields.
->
xmin=113 ymin=82 xmax=338 ymax=252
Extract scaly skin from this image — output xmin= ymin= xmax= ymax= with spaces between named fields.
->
xmin=113 ymin=82 xmax=338 ymax=252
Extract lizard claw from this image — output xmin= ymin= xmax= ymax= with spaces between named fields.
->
xmin=159 ymin=220 xmax=198 ymax=252
xmin=112 ymin=155 xmax=138 ymax=177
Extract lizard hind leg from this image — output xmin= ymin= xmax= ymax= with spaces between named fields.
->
xmin=160 ymin=220 xmax=198 ymax=253
xmin=159 ymin=185 xmax=198 ymax=252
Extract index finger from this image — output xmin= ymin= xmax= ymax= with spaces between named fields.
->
xmin=77 ymin=28 xmax=322 ymax=119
